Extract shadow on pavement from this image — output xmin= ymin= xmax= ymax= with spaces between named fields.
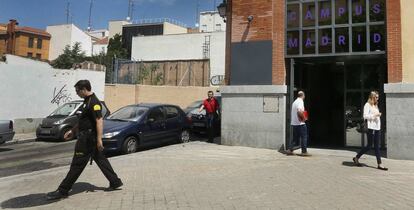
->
xmin=1 ymin=182 xmax=105 ymax=209
xmin=342 ymin=161 xmax=376 ymax=169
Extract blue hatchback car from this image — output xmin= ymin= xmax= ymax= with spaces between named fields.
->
xmin=102 ymin=103 xmax=191 ymax=154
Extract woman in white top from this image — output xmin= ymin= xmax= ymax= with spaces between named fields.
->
xmin=353 ymin=91 xmax=388 ymax=171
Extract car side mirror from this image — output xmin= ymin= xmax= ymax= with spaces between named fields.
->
xmin=147 ymin=118 xmax=155 ymax=124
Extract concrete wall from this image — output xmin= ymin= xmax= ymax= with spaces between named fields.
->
xmin=384 ymin=83 xmax=414 ymax=160
xmin=105 ymin=84 xmax=216 ymax=112
xmin=221 ymin=86 xmax=287 ymax=150
xmin=70 ymin=25 xmax=92 ymax=57
xmin=46 ymin=24 xmax=72 ymax=61
xmin=0 ymin=55 xmax=105 ymax=133
xmin=163 ymin=22 xmax=188 ymax=35
xmin=109 ymin=20 xmax=130 ymax=39
xmin=131 ymin=32 xmax=226 ymax=83
xmin=401 ymin=0 xmax=414 ymax=82
xmin=200 ymin=11 xmax=226 ymax=32
xmin=47 ymin=24 xmax=92 ymax=60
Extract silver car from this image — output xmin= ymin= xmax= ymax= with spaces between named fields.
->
xmin=0 ymin=120 xmax=15 ymax=144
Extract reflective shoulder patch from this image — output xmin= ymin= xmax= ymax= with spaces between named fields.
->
xmin=93 ymin=104 xmax=101 ymax=111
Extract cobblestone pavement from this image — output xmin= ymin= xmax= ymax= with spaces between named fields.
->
xmin=0 ymin=141 xmax=413 ymax=210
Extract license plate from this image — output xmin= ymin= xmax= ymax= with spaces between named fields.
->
xmin=41 ymin=129 xmax=51 ymax=134
xmin=193 ymin=122 xmax=205 ymax=127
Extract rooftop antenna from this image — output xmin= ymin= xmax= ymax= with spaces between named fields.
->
xmin=127 ymin=0 xmax=134 ymax=21
xmin=195 ymin=0 xmax=200 ymax=27
xmin=66 ymin=0 xmax=71 ymax=24
xmin=87 ymin=0 xmax=94 ymax=31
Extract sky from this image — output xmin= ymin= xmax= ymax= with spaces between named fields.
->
xmin=0 ymin=0 xmax=221 ymax=30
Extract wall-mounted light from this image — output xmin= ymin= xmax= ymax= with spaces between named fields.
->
xmin=247 ymin=15 xmax=254 ymax=23
xmin=217 ymin=0 xmax=227 ymax=23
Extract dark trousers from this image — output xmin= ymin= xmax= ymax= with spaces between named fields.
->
xmin=356 ymin=129 xmax=382 ymax=164
xmin=206 ymin=113 xmax=215 ymax=143
xmin=290 ymin=124 xmax=308 ymax=153
xmin=58 ymin=130 xmax=121 ymax=194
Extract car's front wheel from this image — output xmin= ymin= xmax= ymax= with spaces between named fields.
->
xmin=179 ymin=130 xmax=191 ymax=143
xmin=122 ymin=136 xmax=138 ymax=154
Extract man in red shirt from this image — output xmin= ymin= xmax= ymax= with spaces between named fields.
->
xmin=198 ymin=91 xmax=220 ymax=143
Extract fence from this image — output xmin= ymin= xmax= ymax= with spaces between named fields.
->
xmin=113 ymin=59 xmax=211 ymax=87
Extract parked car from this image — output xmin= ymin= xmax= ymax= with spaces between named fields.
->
xmin=102 ymin=103 xmax=191 ymax=154
xmin=36 ymin=100 xmax=110 ymax=141
xmin=0 ymin=120 xmax=15 ymax=145
xmin=184 ymin=96 xmax=221 ymax=135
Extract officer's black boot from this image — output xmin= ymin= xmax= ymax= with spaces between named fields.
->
xmin=46 ymin=190 xmax=68 ymax=200
xmin=105 ymin=180 xmax=123 ymax=191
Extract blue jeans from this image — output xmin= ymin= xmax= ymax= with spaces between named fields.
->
xmin=290 ymin=124 xmax=308 ymax=153
xmin=356 ymin=129 xmax=382 ymax=164
xmin=206 ymin=113 xmax=215 ymax=143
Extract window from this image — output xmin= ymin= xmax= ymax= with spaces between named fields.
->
xmin=36 ymin=53 xmax=41 ymax=59
xmin=148 ymin=107 xmax=164 ymax=122
xmin=303 ymin=30 xmax=316 ymax=54
xmin=37 ymin=38 xmax=42 ymax=49
xmin=164 ymin=106 xmax=179 ymax=119
xmin=27 ymin=52 xmax=33 ymax=58
xmin=28 ymin=37 xmax=34 ymax=48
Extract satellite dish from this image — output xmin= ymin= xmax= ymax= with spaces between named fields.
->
xmin=126 ymin=16 xmax=131 ymax=21
xmin=195 ymin=23 xmax=199 ymax=27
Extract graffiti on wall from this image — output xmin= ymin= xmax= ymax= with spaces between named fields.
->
xmin=51 ymin=84 xmax=72 ymax=106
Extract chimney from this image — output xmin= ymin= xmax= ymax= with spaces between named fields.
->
xmin=6 ymin=19 xmax=18 ymax=54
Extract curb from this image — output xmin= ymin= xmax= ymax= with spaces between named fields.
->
xmin=3 ymin=135 xmax=37 ymax=146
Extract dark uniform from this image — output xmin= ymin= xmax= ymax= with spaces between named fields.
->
xmin=57 ymin=93 xmax=122 ymax=194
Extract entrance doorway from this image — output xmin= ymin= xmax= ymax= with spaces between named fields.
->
xmin=287 ymin=56 xmax=387 ymax=148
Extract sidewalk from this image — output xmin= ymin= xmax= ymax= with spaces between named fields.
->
xmin=1 ymin=142 xmax=414 ymax=210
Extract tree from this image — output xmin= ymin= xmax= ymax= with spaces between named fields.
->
xmin=51 ymin=42 xmax=86 ymax=69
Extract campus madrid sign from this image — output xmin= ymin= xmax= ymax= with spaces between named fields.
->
xmin=286 ymin=0 xmax=385 ymax=56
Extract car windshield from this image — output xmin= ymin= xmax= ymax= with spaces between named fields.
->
xmin=187 ymin=100 xmax=203 ymax=109
xmin=49 ymin=102 xmax=81 ymax=117
xmin=107 ymin=106 xmax=148 ymax=122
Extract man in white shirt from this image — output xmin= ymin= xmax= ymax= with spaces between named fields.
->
xmin=287 ymin=91 xmax=310 ymax=156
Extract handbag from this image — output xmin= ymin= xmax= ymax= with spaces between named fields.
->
xmin=357 ymin=119 xmax=368 ymax=133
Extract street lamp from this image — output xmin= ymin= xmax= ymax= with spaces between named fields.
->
xmin=217 ymin=0 xmax=227 ymax=22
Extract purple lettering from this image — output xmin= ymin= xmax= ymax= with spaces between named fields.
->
xmin=355 ymin=5 xmax=363 ymax=16
xmin=372 ymin=4 xmax=381 ymax=14
xmin=289 ymin=12 xmax=297 ymax=21
xmin=321 ymin=36 xmax=330 ymax=46
xmin=305 ymin=38 xmax=312 ymax=47
xmin=339 ymin=36 xmax=346 ymax=45
xmin=358 ymin=34 xmax=362 ymax=44
xmin=320 ymin=8 xmax=330 ymax=19
xmin=338 ymin=7 xmax=346 ymax=16
xmin=288 ymin=38 xmax=298 ymax=48
xmin=305 ymin=10 xmax=313 ymax=20
xmin=374 ymin=33 xmax=381 ymax=43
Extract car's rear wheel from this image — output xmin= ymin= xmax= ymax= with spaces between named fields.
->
xmin=179 ymin=130 xmax=191 ymax=143
xmin=122 ymin=136 xmax=137 ymax=154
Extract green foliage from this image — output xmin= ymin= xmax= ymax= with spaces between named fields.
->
xmin=51 ymin=42 xmax=86 ymax=69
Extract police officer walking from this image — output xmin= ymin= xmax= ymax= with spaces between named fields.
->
xmin=198 ymin=90 xmax=220 ymax=143
xmin=46 ymin=80 xmax=123 ymax=200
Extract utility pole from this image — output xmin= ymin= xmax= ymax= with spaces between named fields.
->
xmin=195 ymin=0 xmax=200 ymax=27
xmin=88 ymin=0 xmax=94 ymax=31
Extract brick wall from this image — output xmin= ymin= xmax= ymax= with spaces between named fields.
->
xmin=225 ymin=0 xmax=286 ymax=85
xmin=387 ymin=0 xmax=403 ymax=83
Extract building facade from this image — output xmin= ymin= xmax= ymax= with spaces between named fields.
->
xmin=46 ymin=24 xmax=92 ymax=61
xmin=199 ymin=11 xmax=226 ymax=32
xmin=221 ymin=0 xmax=414 ymax=160
xmin=131 ymin=31 xmax=226 ymax=86
xmin=0 ymin=20 xmax=51 ymax=60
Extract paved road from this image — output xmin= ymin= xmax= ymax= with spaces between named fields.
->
xmin=0 ymin=140 xmax=76 ymax=178
xmin=0 ymin=134 xmax=210 ymax=178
